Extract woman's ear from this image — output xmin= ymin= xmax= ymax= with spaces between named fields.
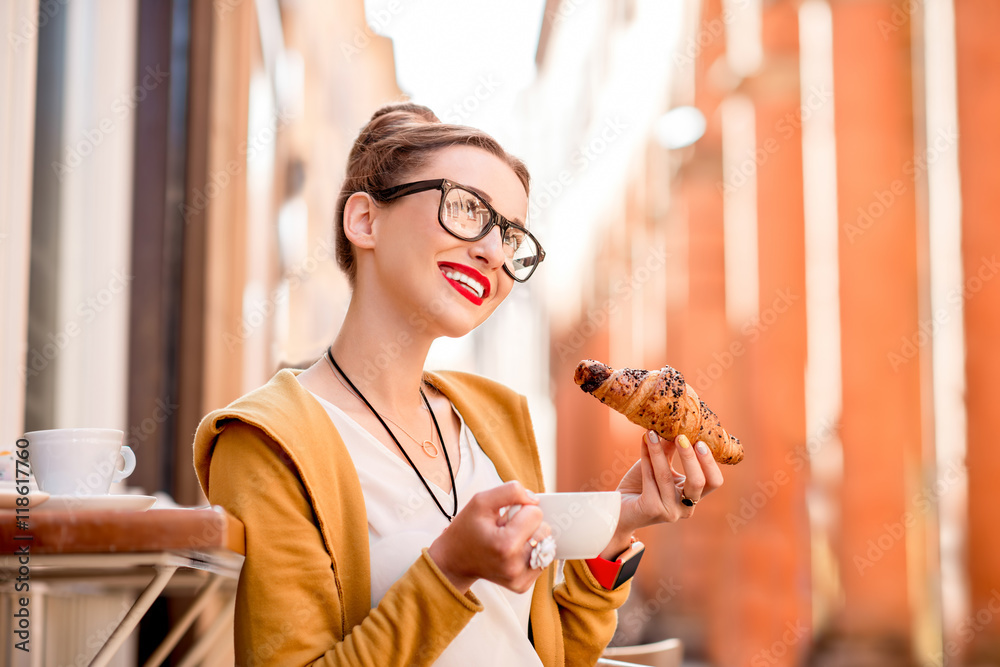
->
xmin=343 ymin=192 xmax=378 ymax=250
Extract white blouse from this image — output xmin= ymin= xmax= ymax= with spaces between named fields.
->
xmin=309 ymin=391 xmax=543 ymax=667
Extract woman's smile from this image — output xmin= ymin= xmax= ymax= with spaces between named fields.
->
xmin=439 ymin=261 xmax=491 ymax=306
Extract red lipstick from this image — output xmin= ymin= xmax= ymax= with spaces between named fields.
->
xmin=439 ymin=262 xmax=491 ymax=306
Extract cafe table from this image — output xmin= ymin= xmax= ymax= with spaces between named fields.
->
xmin=0 ymin=505 xmax=245 ymax=667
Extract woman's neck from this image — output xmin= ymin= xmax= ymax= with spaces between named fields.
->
xmin=328 ymin=295 xmax=435 ymax=416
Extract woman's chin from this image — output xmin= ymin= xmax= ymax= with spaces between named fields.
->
xmin=431 ymin=316 xmax=489 ymax=340
xmin=416 ymin=289 xmax=498 ymax=336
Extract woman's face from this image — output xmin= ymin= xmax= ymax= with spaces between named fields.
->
xmin=367 ymin=145 xmax=529 ymax=338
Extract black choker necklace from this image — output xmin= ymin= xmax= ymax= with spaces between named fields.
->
xmin=326 ymin=347 xmax=457 ymax=522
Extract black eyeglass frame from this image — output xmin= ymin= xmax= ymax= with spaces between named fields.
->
xmin=371 ymin=178 xmax=546 ymax=282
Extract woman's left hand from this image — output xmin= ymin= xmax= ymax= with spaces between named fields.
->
xmin=599 ymin=431 xmax=724 ymax=559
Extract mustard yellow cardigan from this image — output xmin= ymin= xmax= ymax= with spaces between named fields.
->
xmin=193 ymin=369 xmax=631 ymax=666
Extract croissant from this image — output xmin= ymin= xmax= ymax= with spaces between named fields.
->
xmin=574 ymin=359 xmax=744 ymax=465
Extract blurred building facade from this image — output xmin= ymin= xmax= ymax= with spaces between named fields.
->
xmin=3 ymin=0 xmax=401 ymax=662
xmin=543 ymin=0 xmax=1000 ymax=666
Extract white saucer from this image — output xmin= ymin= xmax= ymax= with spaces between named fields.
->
xmin=0 ymin=489 xmax=50 ymax=509
xmin=33 ymin=494 xmax=157 ymax=512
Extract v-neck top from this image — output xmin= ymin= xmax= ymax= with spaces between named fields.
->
xmin=309 ymin=391 xmax=543 ymax=667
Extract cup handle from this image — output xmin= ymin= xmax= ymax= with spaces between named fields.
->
xmin=114 ymin=446 xmax=136 ymax=482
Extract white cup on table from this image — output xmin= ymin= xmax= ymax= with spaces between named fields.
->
xmin=22 ymin=428 xmax=135 ymax=496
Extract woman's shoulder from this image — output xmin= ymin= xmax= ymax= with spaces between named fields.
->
xmin=204 ymin=369 xmax=317 ymax=428
xmin=192 ymin=369 xmax=334 ymax=488
xmin=424 ymin=369 xmax=525 ymax=406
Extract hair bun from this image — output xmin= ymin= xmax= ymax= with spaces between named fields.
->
xmin=369 ymin=102 xmax=440 ymax=124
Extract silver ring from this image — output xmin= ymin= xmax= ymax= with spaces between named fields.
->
xmin=680 ymin=492 xmax=697 ymax=507
xmin=529 ymin=535 xmax=556 ymax=569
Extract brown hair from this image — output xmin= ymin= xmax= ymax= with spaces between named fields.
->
xmin=334 ymin=102 xmax=531 ymax=285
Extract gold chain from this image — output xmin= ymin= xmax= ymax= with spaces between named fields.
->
xmin=325 ymin=355 xmax=440 ymax=458
xmin=380 ymin=412 xmax=440 ymax=458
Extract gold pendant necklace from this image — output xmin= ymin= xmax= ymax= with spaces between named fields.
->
xmin=327 ymin=349 xmax=457 ymax=522
xmin=382 ymin=413 xmax=440 ymax=458
xmin=325 ymin=354 xmax=442 ymax=458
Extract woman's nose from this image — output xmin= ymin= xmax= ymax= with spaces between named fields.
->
xmin=470 ymin=225 xmax=507 ymax=271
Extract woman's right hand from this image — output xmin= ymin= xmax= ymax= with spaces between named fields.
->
xmin=427 ymin=480 xmax=551 ymax=595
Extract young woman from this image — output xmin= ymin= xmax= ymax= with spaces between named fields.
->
xmin=193 ymin=103 xmax=724 ymax=666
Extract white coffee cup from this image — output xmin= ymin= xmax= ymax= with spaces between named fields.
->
xmin=536 ymin=492 xmax=621 ymax=560
xmin=23 ymin=428 xmax=135 ymax=496
xmin=505 ymin=491 xmax=621 ymax=560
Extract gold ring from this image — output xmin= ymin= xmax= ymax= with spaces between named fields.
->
xmin=680 ymin=492 xmax=697 ymax=507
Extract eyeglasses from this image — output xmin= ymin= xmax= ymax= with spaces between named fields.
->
xmin=372 ymin=178 xmax=546 ymax=282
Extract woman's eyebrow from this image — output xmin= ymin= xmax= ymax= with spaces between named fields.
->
xmin=463 ymin=183 xmax=493 ymax=203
